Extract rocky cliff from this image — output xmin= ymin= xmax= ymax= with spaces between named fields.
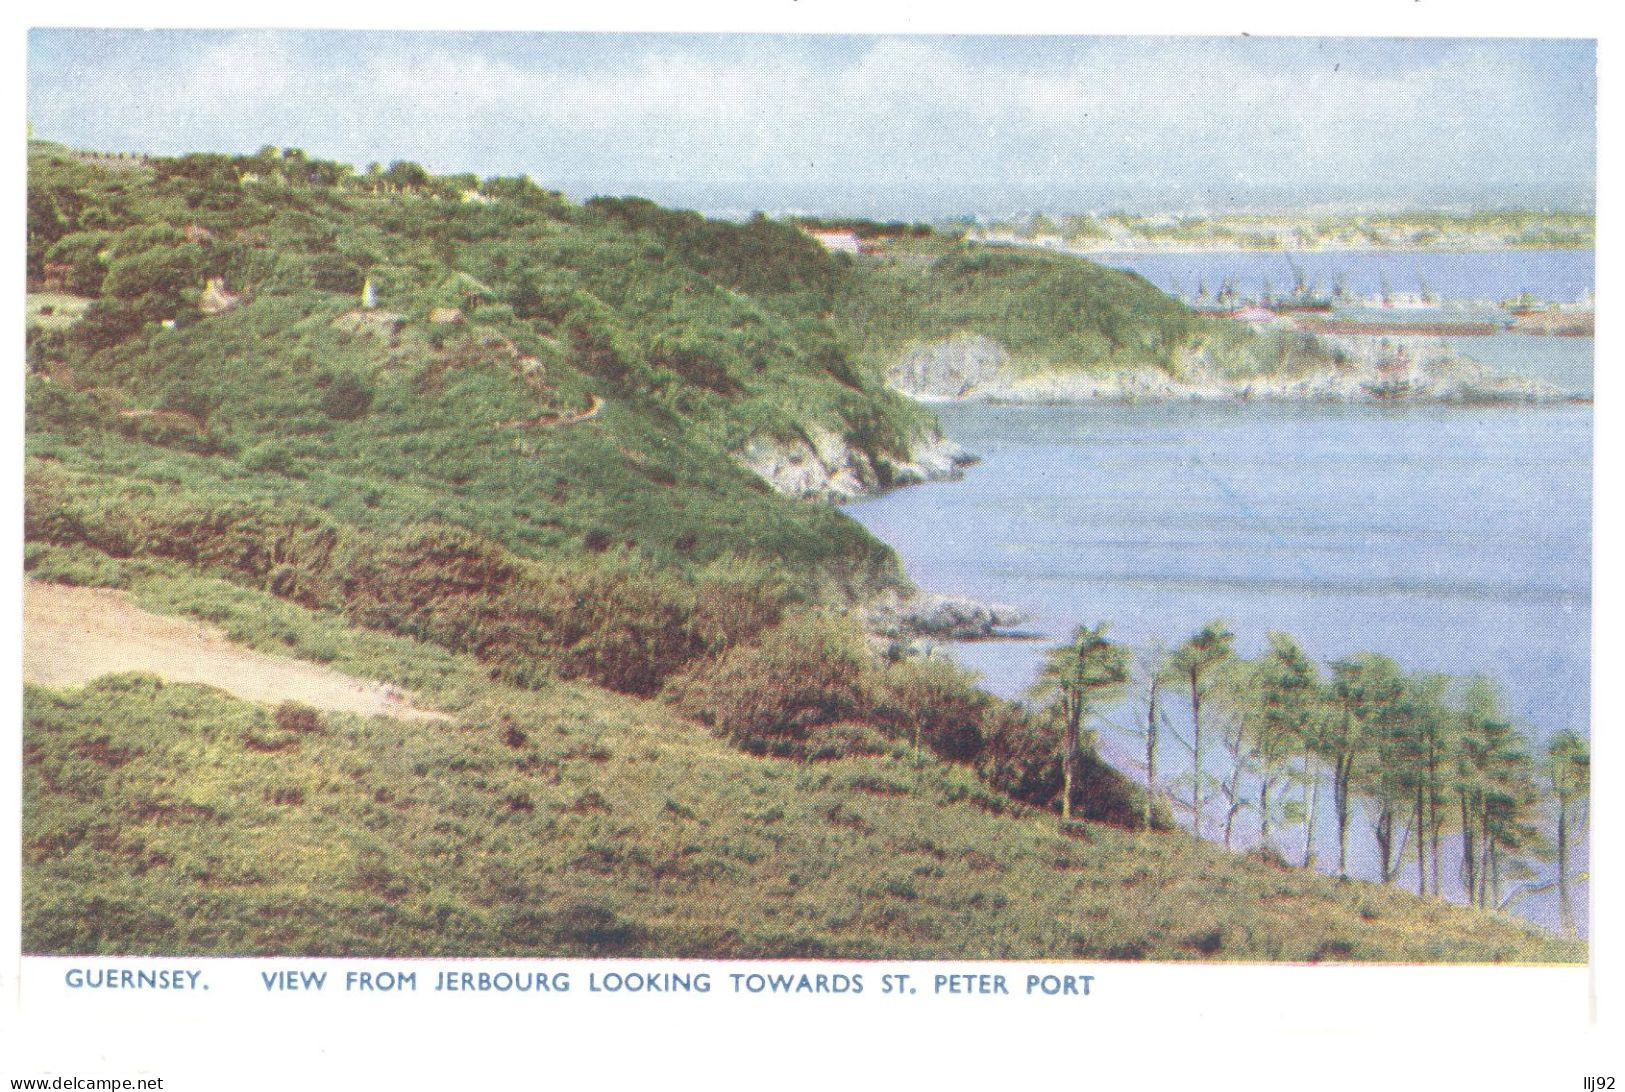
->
xmin=886 ymin=333 xmax=1011 ymax=399
xmin=735 ymin=425 xmax=975 ymax=503
xmin=885 ymin=333 xmax=1574 ymax=405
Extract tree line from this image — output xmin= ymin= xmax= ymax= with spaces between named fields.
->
xmin=1035 ymin=621 xmax=1589 ymax=935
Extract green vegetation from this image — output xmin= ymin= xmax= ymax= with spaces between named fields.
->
xmin=1544 ymin=731 xmax=1590 ymax=937
xmin=1107 ymin=620 xmax=1590 ymax=938
xmin=833 ymin=242 xmax=1323 ymax=381
xmin=25 ymin=143 xmax=931 ymax=594
xmin=24 ymin=141 xmax=1583 ymax=960
xmin=837 ymin=246 xmax=1208 ymax=372
xmin=22 ymin=629 xmax=1577 ymax=959
xmin=1032 ymin=624 xmax=1131 ymax=824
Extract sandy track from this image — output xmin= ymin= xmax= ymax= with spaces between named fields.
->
xmin=23 ymin=580 xmax=452 ymax=722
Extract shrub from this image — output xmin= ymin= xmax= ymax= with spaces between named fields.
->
xmin=564 ymin=312 xmax=632 ymax=385
xmin=546 ymin=902 xmax=647 ymax=955
xmin=45 ymin=229 xmax=113 ymax=295
xmin=977 ymin=704 xmax=1063 ymax=808
xmin=241 ymin=442 xmax=297 ymax=476
xmin=472 ymin=303 xmax=516 ymax=324
xmin=26 ymin=378 xmax=101 ymax=432
xmin=73 ymin=298 xmax=147 ymax=350
xmin=158 ymin=380 xmax=220 ymax=423
xmin=306 ymin=253 xmax=365 ymax=295
xmin=103 ymin=243 xmax=204 ymax=303
xmin=274 ymin=701 xmax=324 ymax=735
xmin=976 ymin=703 xmax=1150 ymax=827
xmin=868 ymin=656 xmax=989 ymax=762
xmin=664 ymin=613 xmax=871 ymax=750
xmin=319 ymin=372 xmax=374 ymax=421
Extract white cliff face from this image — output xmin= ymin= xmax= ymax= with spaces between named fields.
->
xmin=736 ymin=426 xmax=974 ymax=503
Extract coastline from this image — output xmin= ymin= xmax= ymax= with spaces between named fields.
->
xmin=734 ymin=426 xmax=976 ymax=504
xmin=975 ymin=241 xmax=1595 ymax=256
xmin=961 ymin=232 xmax=1595 ymax=257
xmin=886 ymin=333 xmax=1581 ymax=408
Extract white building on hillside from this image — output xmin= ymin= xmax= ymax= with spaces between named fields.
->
xmin=806 ymin=230 xmax=864 ymax=254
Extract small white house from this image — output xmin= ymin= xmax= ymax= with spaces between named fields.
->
xmin=1231 ymin=306 xmax=1287 ymax=328
xmin=806 ymin=230 xmax=864 ymax=255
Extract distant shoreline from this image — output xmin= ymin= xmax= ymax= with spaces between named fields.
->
xmin=972 ymin=240 xmax=1596 ymax=257
xmin=886 ymin=334 xmax=1584 ymax=408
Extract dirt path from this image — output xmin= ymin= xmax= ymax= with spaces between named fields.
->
xmin=23 ymin=580 xmax=452 ymax=722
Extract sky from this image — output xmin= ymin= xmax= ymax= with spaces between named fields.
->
xmin=25 ymin=30 xmax=1597 ymax=219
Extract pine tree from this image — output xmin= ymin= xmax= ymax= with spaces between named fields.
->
xmin=1032 ymin=623 xmax=1130 ymax=825
xmin=1163 ymin=622 xmax=1234 ymax=838
xmin=1544 ymin=730 xmax=1590 ymax=937
xmin=1249 ymin=632 xmax=1325 ymax=863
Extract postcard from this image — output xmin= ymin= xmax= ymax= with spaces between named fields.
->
xmin=7 ymin=7 xmax=1616 ymax=1088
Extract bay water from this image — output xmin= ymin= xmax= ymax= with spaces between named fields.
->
xmin=845 ymin=329 xmax=1592 ymax=934
xmin=1088 ymin=247 xmax=1595 ymax=308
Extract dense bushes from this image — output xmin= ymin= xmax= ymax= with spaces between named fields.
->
xmin=25 ymin=142 xmax=933 ymax=586
xmin=45 ymin=229 xmax=113 ymax=295
xmin=836 ymin=245 xmax=1204 ymax=372
xmin=585 ymin=198 xmax=840 ymax=302
xmin=868 ymin=656 xmax=989 ymax=761
xmin=663 ymin=611 xmax=1147 ymax=824
xmin=25 ymin=378 xmax=104 ymax=432
xmin=28 ymin=450 xmax=1145 ymax=822
xmin=24 ymin=141 xmax=1167 ymax=836
xmin=24 ymin=467 xmax=795 ymax=699
xmin=664 ymin=615 xmax=870 ymax=750
xmin=32 ymin=447 xmax=1142 ymax=822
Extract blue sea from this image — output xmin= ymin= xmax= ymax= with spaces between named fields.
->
xmin=844 ymin=252 xmax=1593 ymax=933
xmin=850 ymin=402 xmax=1591 ymax=738
xmin=1089 ymin=248 xmax=1595 ymax=308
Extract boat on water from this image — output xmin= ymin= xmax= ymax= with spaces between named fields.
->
xmin=1275 ymin=258 xmax=1335 ymax=312
xmin=1272 ymin=292 xmax=1334 ymax=313
xmin=1363 ymin=291 xmax=1440 ymax=310
xmin=1501 ymin=290 xmax=1547 ymax=316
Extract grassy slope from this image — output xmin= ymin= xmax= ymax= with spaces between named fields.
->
xmin=24 ymin=148 xmax=1581 ymax=962
xmin=22 ymin=555 xmax=1579 ymax=962
xmin=835 ymin=244 xmax=1327 ymax=381
xmin=27 ymin=165 xmax=912 ymax=592
xmin=836 ymin=247 xmax=1202 ymax=370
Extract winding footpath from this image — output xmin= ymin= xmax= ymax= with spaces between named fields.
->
xmin=23 ymin=580 xmax=452 ymax=722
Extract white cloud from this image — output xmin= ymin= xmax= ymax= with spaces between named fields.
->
xmin=26 ymin=32 xmax=1594 ymax=214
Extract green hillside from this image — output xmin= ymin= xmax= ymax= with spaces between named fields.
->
xmin=23 ymin=143 xmax=1581 ymax=961
xmin=838 ymin=246 xmax=1203 ymax=370
xmin=22 ymin=555 xmax=1576 ymax=961
xmin=27 ymin=146 xmax=924 ymax=596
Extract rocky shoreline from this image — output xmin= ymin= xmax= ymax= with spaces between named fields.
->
xmin=733 ymin=326 xmax=1579 ymax=506
xmin=734 ymin=424 xmax=976 ymax=503
xmin=863 ymin=589 xmax=1030 ymax=641
xmin=859 ymin=590 xmax=1035 ymax=657
xmin=888 ymin=333 xmax=1578 ymax=406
